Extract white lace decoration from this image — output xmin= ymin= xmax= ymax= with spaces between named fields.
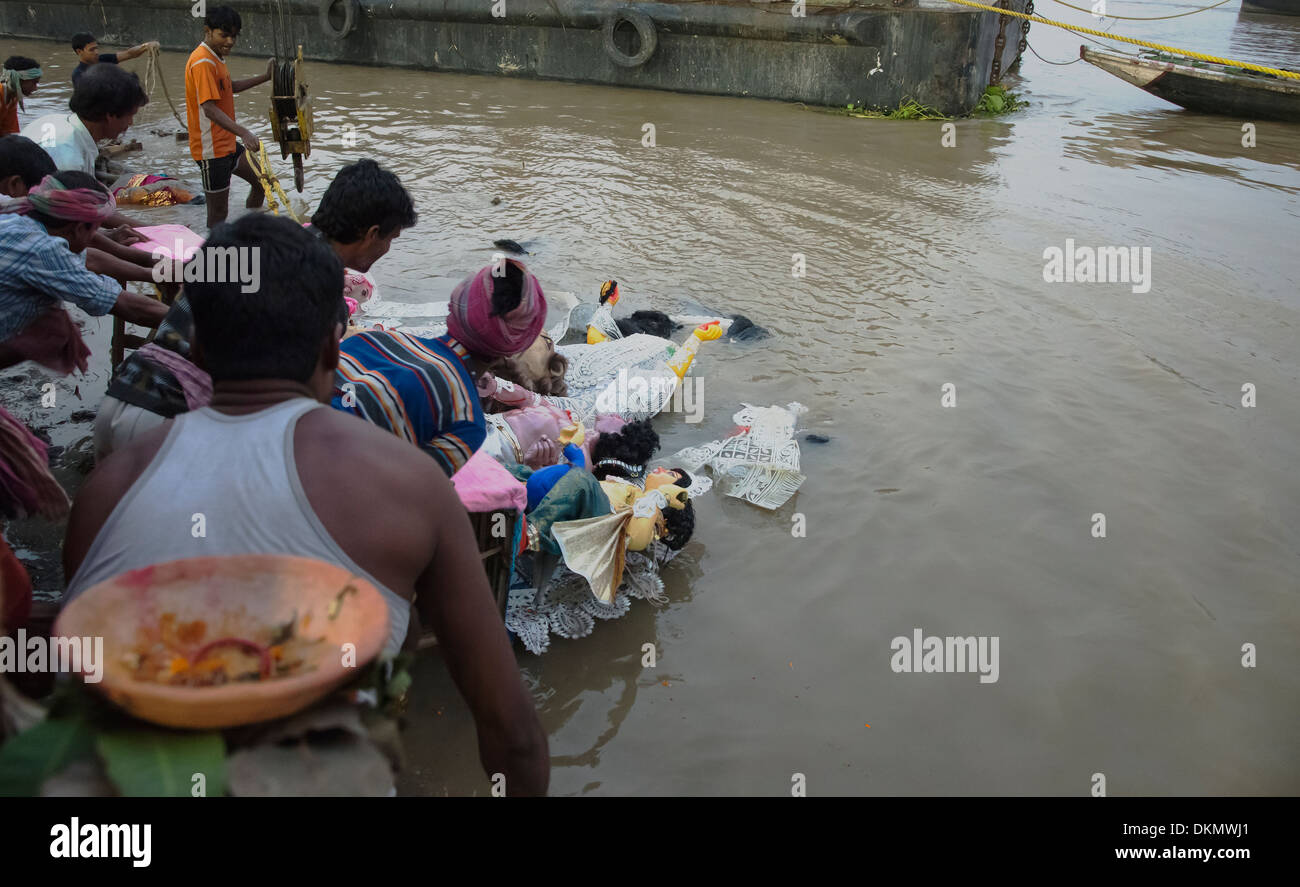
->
xmin=671 ymin=403 xmax=807 ymax=511
xmin=552 ymin=334 xmax=680 ymax=424
xmin=588 ymin=302 xmax=623 ymax=341
xmin=505 ymin=519 xmax=705 ymax=653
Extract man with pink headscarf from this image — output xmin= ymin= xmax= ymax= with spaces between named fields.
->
xmin=332 ymin=258 xmax=547 ymax=475
xmin=0 ymin=170 xmax=165 ymax=373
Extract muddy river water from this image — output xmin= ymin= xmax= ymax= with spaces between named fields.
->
xmin=2 ymin=0 xmax=1297 ymax=794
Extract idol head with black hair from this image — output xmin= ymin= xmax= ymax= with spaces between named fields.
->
xmin=651 ymin=466 xmax=695 ymax=550
xmin=0 ymin=135 xmax=56 ymax=198
xmin=311 ymin=159 xmax=418 ymax=273
xmin=615 ymin=310 xmax=679 ymax=339
xmin=590 ymin=419 xmax=660 ymax=481
xmin=69 ymin=63 xmax=148 ymax=141
xmin=187 ymin=214 xmax=346 ymax=402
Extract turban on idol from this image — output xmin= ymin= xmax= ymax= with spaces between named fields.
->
xmin=446 ymin=259 xmax=547 ymax=359
xmin=0 ymin=174 xmax=117 ymax=223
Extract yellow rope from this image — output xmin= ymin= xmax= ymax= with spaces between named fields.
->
xmin=246 ymin=143 xmax=301 ymax=222
xmin=941 ymin=0 xmax=1300 ymax=80
xmin=1049 ymin=0 xmax=1236 ymax=21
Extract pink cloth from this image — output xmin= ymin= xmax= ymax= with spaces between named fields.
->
xmin=0 ymin=404 xmax=69 ymax=520
xmin=447 ymin=259 xmax=547 ymax=359
xmin=135 ymin=343 xmax=212 ymax=411
xmin=129 ymin=224 xmax=203 ymax=263
xmin=450 ymin=449 xmax=527 ymax=513
xmin=2 ymin=307 xmax=90 ymax=375
xmin=0 ymin=174 xmax=116 ymax=222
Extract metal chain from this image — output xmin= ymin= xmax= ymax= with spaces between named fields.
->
xmin=991 ymin=0 xmax=1011 ymax=84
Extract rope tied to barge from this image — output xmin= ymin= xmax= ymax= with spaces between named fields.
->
xmin=941 ymin=0 xmax=1300 ymax=80
xmin=1049 ymin=0 xmax=1237 ymax=21
xmin=143 ymin=44 xmax=189 ymax=132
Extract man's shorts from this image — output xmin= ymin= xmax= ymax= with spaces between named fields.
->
xmin=196 ymin=142 xmax=246 ymax=193
xmin=93 ymin=395 xmax=168 ymax=463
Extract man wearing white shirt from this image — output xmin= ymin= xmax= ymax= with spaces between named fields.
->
xmin=22 ymin=63 xmax=147 ymax=183
xmin=22 ymin=64 xmax=151 ymax=237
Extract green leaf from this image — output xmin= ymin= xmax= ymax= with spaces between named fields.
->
xmin=0 ymin=716 xmax=97 ymax=797
xmin=385 ymin=669 xmax=412 ymax=701
xmin=97 ymin=728 xmax=226 ymax=797
xmin=986 ymin=93 xmax=1005 ymax=112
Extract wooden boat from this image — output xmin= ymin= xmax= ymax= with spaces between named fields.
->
xmin=1080 ymin=46 xmax=1300 ymax=123
xmin=1241 ymin=0 xmax=1300 ymax=15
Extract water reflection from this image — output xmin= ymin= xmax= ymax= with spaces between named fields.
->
xmin=1233 ymin=5 xmax=1300 ymax=71
xmin=527 ymin=545 xmax=705 ymax=791
xmin=1062 ymin=111 xmax=1300 ymax=188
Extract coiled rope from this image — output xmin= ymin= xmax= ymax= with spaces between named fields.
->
xmin=941 ymin=0 xmax=1300 ymax=80
xmin=1050 ymin=0 xmax=1236 ymax=21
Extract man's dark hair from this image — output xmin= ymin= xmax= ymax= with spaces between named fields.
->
xmin=71 ymin=32 xmax=95 ymax=51
xmin=205 ymin=6 xmax=242 ymax=34
xmin=310 ymin=159 xmax=417 ymax=243
xmin=0 ymin=135 xmax=56 ymax=188
xmin=4 ymin=56 xmax=40 ymax=71
xmin=188 ymin=214 xmax=344 ymax=384
xmin=69 ymin=63 xmax=149 ymax=121
xmin=27 ymin=170 xmax=105 ymax=229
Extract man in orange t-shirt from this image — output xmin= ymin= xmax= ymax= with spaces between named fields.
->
xmin=184 ymin=5 xmax=273 ymax=228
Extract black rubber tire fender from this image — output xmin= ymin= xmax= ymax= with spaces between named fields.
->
xmin=603 ymin=7 xmax=658 ymax=68
xmin=320 ymin=0 xmax=359 ymax=40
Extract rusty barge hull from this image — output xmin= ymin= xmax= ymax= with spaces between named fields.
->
xmin=0 ymin=0 xmax=1029 ymax=115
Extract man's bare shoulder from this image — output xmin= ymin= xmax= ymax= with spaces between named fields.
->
xmin=295 ymin=407 xmax=456 ymax=503
xmin=90 ymin=421 xmax=173 ymax=498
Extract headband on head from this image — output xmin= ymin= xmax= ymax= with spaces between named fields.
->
xmin=446 ymin=259 xmax=548 ymax=358
xmin=0 ymin=174 xmax=117 ymax=223
xmin=1 ymin=68 xmax=39 ymax=111
xmin=595 ymin=458 xmax=646 ymax=479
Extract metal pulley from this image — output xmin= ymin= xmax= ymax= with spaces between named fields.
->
xmin=268 ymin=45 xmax=312 ymax=192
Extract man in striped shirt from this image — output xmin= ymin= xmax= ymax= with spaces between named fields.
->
xmin=184 ymin=5 xmax=273 ymax=228
xmin=333 ymin=259 xmax=549 ymax=477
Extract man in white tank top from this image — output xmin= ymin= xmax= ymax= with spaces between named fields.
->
xmin=62 ymin=214 xmax=549 ymax=795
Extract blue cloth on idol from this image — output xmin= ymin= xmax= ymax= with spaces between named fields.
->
xmin=525 ymin=443 xmax=586 ymax=511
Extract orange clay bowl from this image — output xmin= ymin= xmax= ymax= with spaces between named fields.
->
xmin=53 ymin=555 xmax=390 ymax=730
